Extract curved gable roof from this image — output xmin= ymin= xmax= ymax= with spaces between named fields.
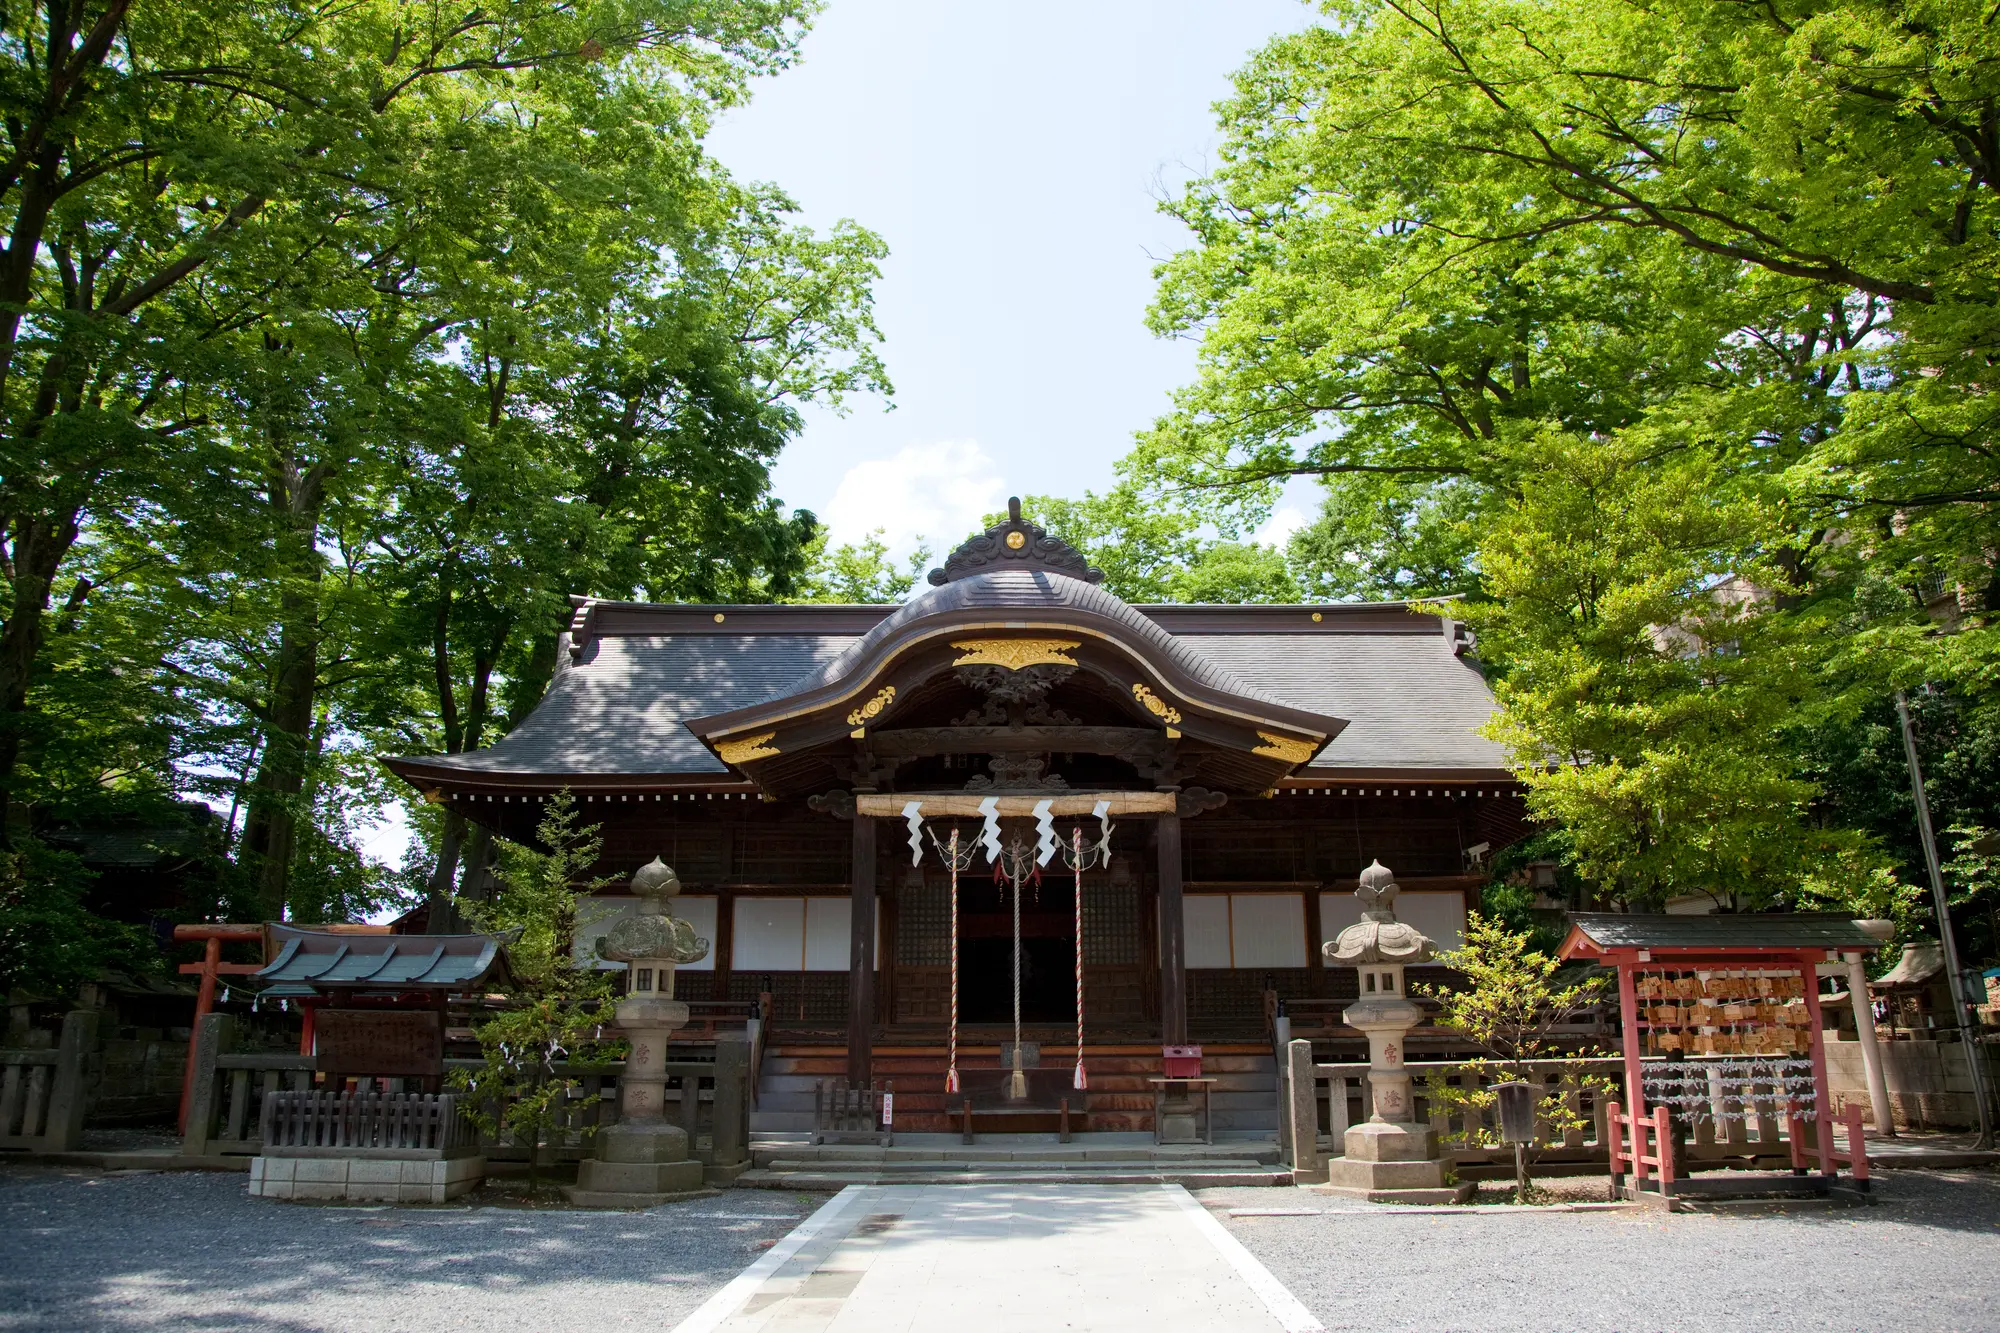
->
xmin=767 ymin=568 xmax=1295 ymax=713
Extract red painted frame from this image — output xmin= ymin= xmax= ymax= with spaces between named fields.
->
xmin=1559 ymin=933 xmax=1862 ymax=1191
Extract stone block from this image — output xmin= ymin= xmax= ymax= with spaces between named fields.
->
xmin=595 ymin=1121 xmax=691 ymax=1164
xmin=574 ymin=1158 xmax=705 ymax=1195
xmin=291 ymin=1180 xmax=346 ymax=1201
xmin=293 ymin=1158 xmax=350 ymax=1185
xmin=1344 ymin=1121 xmax=1436 ymax=1162
xmin=348 ymin=1160 xmax=404 ymax=1186
xmin=1323 ymin=1155 xmax=1450 ymax=1192
xmin=441 ymin=1156 xmax=484 ymax=1185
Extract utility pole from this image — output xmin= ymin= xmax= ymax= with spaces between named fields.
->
xmin=1896 ymin=690 xmax=1995 ymax=1149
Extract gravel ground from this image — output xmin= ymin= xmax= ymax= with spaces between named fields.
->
xmin=1201 ymin=1168 xmax=2000 ymax=1333
xmin=0 ymin=1164 xmax=815 ymax=1333
xmin=7 ymin=1163 xmax=1998 ymax=1333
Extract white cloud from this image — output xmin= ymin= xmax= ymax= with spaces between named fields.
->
xmin=823 ymin=439 xmax=1007 ymax=565
xmin=1253 ymin=505 xmax=1309 ymax=549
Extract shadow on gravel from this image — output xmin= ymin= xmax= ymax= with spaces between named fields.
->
xmin=0 ymin=1164 xmax=815 ymax=1333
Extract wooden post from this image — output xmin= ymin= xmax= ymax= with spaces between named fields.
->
xmin=1615 ymin=960 xmax=1645 ymax=1120
xmin=713 ymin=889 xmax=736 ymax=1005
xmin=1800 ymin=955 xmax=1839 ymax=1177
xmin=1287 ymin=1038 xmax=1320 ymax=1179
xmin=1303 ymin=880 xmax=1326 ymax=999
xmin=42 ymin=1009 xmax=98 ymax=1152
xmin=1157 ymin=812 xmax=1187 ymax=1046
xmin=848 ymin=815 xmax=876 ymax=1086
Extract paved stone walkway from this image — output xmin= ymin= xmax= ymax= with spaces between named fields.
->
xmin=676 ymin=1184 xmax=1317 ymax=1333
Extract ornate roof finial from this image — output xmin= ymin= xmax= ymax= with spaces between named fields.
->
xmin=927 ymin=496 xmax=1104 ymax=586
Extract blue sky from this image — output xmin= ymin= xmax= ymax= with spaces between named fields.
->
xmin=709 ymin=0 xmax=1319 ymax=563
xmin=358 ymin=1 xmax=1320 ymax=873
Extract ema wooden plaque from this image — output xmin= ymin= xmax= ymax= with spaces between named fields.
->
xmin=314 ymin=1009 xmax=444 ymax=1079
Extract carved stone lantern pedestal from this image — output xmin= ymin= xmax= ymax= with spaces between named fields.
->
xmin=565 ymin=858 xmax=714 ymax=1208
xmin=1315 ymin=861 xmax=1473 ymax=1204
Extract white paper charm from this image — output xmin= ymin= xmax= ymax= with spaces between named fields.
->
xmin=978 ymin=796 xmax=1003 ymax=863
xmin=902 ymin=800 xmax=925 ymax=866
xmin=1033 ymin=798 xmax=1058 ymax=865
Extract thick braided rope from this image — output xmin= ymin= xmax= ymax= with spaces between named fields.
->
xmin=1012 ymin=853 xmax=1023 ymax=1065
xmin=947 ymin=829 xmax=960 ymax=1095
xmin=1073 ymin=826 xmax=1087 ymax=1091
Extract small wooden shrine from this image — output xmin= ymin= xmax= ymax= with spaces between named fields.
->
xmin=1560 ymin=913 xmax=1883 ymax=1203
xmin=245 ymin=927 xmax=514 ymax=1202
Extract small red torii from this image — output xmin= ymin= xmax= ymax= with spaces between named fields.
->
xmin=173 ymin=923 xmax=265 ymax=1132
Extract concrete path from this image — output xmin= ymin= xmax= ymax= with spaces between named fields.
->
xmin=675 ymin=1184 xmax=1320 ymax=1333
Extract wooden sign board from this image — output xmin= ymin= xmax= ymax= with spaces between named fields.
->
xmin=315 ymin=1009 xmax=444 ymax=1080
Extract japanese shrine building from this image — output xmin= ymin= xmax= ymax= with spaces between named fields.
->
xmin=385 ymin=501 xmax=1528 ymax=1129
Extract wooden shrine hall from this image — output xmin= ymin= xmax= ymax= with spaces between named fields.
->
xmin=385 ymin=501 xmax=1529 ymax=1133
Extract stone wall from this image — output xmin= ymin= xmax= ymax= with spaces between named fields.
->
xmin=91 ymin=1032 xmax=187 ymax=1124
xmin=1824 ymin=1035 xmax=2000 ymax=1130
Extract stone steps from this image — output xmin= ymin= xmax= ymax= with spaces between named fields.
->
xmin=751 ymin=1044 xmax=1280 ymax=1134
xmin=749 ymin=1142 xmax=1284 ymax=1168
xmin=736 ymin=1165 xmax=1294 ymax=1189
xmin=738 ymin=1134 xmax=1291 ymax=1187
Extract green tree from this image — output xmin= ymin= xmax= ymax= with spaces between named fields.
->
xmin=0 ymin=0 xmax=888 ymax=935
xmin=0 ymin=0 xmax=824 ymax=836
xmin=1421 ymin=911 xmax=1613 ymax=1199
xmin=1448 ymin=431 xmax=1878 ymax=909
xmin=793 ymin=529 xmax=930 ymax=603
xmin=1011 ymin=488 xmax=1301 ymax=604
xmin=453 ymin=791 xmax=618 ymax=1189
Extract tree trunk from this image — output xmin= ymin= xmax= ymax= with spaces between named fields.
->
xmin=238 ymin=451 xmax=330 ymax=919
xmin=425 ymin=806 xmax=467 ymax=934
xmin=0 ymin=505 xmax=83 ymax=840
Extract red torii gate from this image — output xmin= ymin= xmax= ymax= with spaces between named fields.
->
xmin=173 ymin=923 xmax=264 ymax=1132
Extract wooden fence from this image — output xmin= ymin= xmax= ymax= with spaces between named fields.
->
xmin=1 ymin=1011 xmax=98 ymax=1153
xmin=1278 ymin=1041 xmax=1858 ymax=1180
xmin=182 ymin=1012 xmax=750 ymax=1176
xmin=262 ymin=1091 xmax=469 ymax=1153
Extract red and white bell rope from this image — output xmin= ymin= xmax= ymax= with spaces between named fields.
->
xmin=1073 ymin=825 xmax=1087 ymax=1091
xmin=947 ymin=827 xmax=961 ymax=1095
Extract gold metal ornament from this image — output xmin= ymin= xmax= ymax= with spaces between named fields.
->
xmin=1130 ymin=682 xmax=1181 ymax=725
xmin=715 ymin=731 xmax=781 ymax=763
xmin=1253 ymin=731 xmax=1317 ymax=764
xmin=949 ymin=638 xmax=1081 ymax=670
xmin=845 ymin=685 xmax=897 ymax=728
xmin=1005 ymin=531 xmax=1027 ymax=549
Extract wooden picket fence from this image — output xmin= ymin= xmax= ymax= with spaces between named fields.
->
xmin=182 ymin=1012 xmax=750 ymax=1173
xmin=261 ymin=1090 xmax=467 ymax=1153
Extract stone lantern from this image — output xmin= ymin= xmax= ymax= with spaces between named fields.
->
xmin=1319 ymin=860 xmax=1465 ymax=1202
xmin=566 ymin=857 xmax=712 ymax=1207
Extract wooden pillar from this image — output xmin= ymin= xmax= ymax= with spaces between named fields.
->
xmin=713 ymin=889 xmax=736 ymax=1003
xmin=848 ymin=815 xmax=876 ymax=1086
xmin=1157 ymin=812 xmax=1187 ymax=1046
xmin=1304 ymin=886 xmax=1326 ymax=999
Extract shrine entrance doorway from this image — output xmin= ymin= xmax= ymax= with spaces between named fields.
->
xmin=957 ymin=871 xmax=1077 ymax=1026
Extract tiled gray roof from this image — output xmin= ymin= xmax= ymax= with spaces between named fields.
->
xmin=419 ymin=634 xmax=858 ymax=775
xmin=401 ymin=593 xmax=1506 ymax=779
xmin=1188 ymin=634 xmax=1507 ymax=771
